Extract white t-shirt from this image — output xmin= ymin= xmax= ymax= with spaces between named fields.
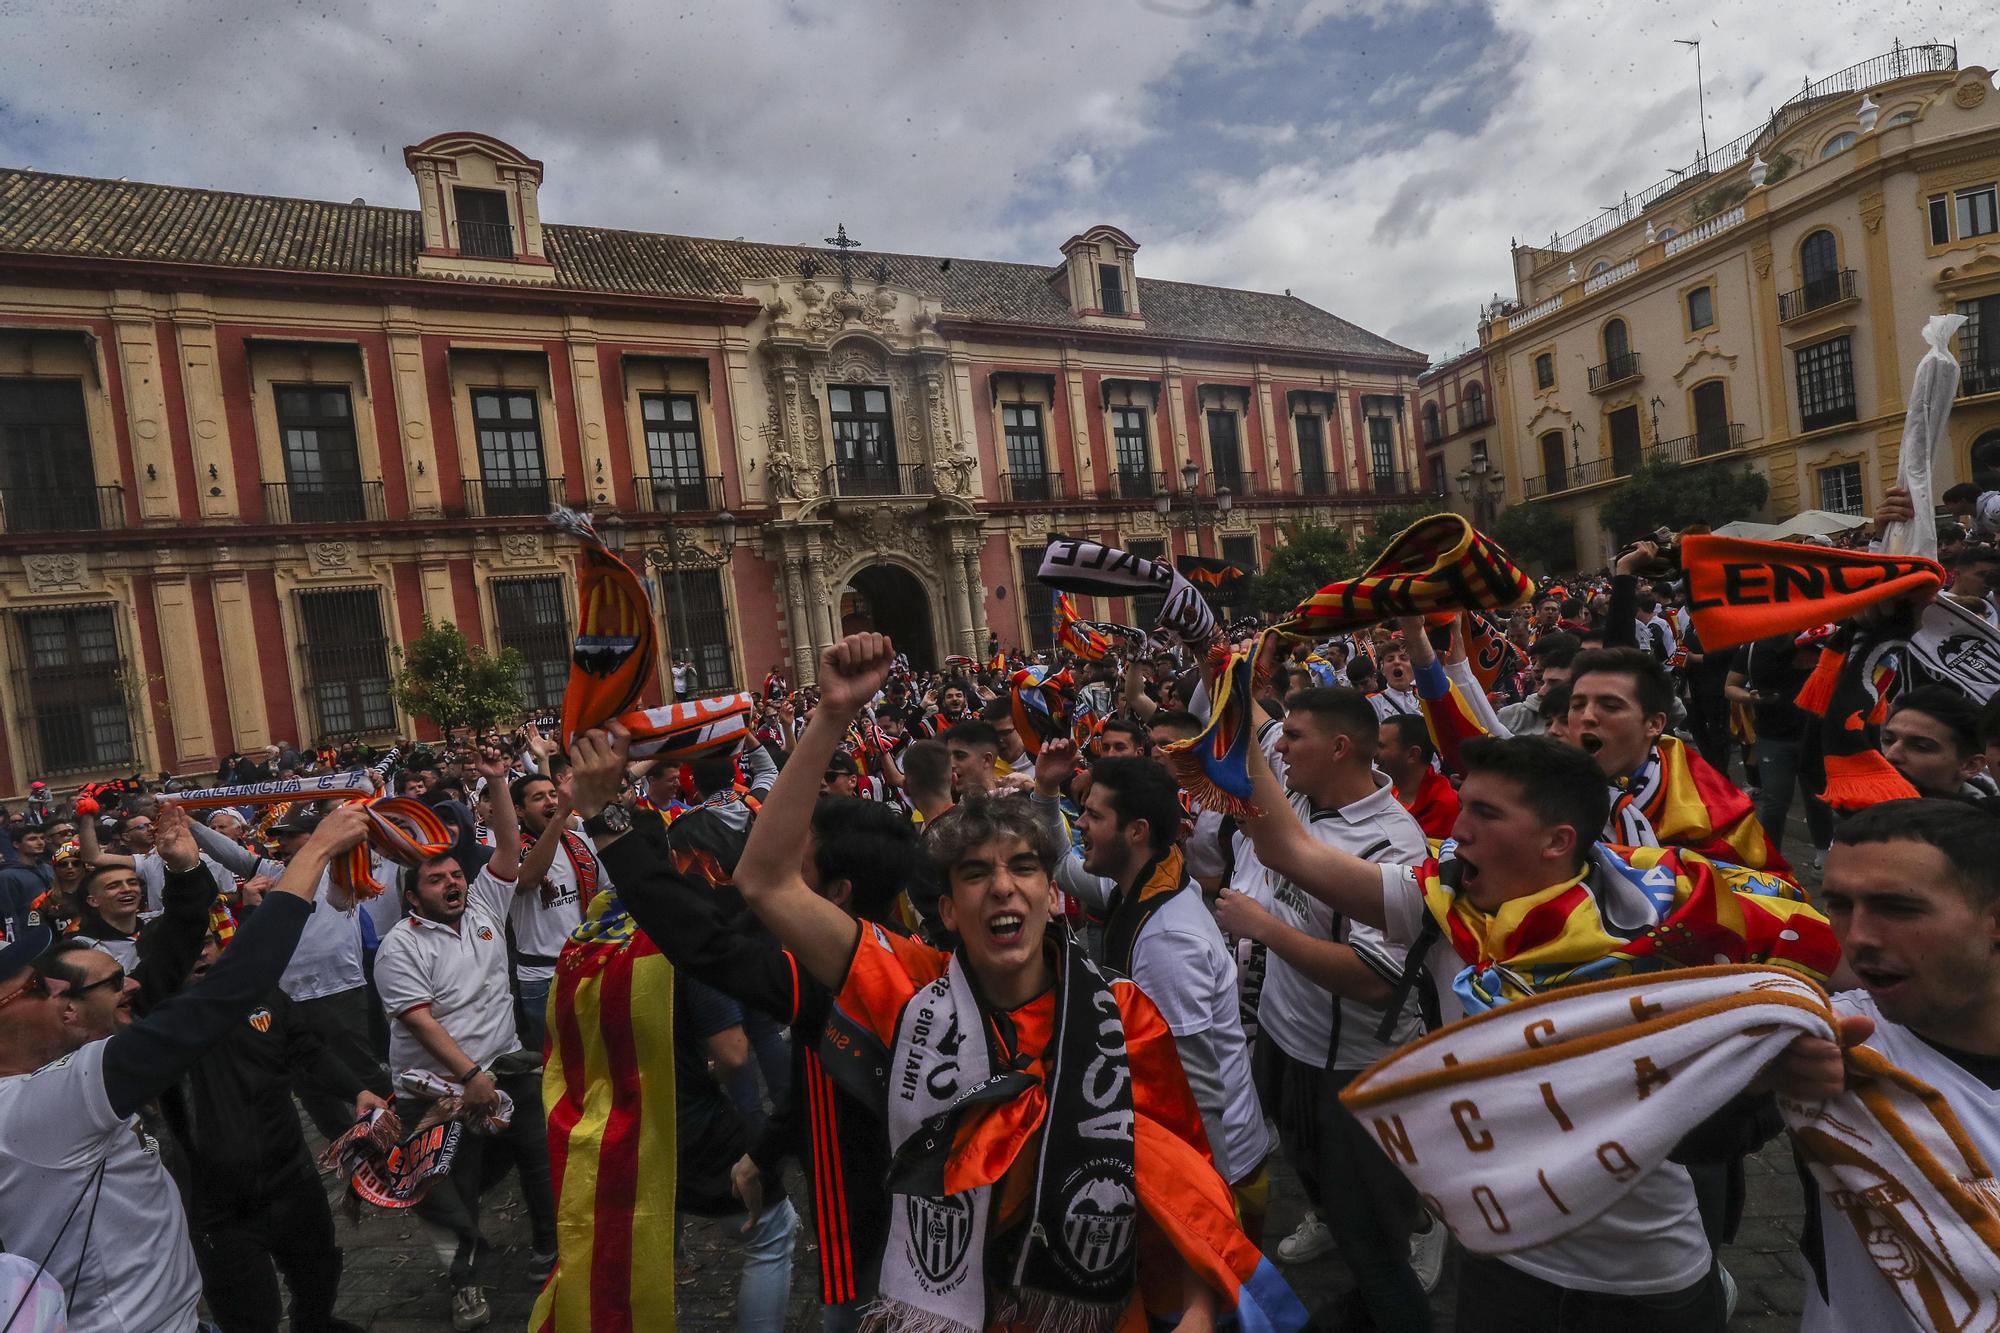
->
xmin=1802 ymin=991 xmax=2000 ymax=1332
xmin=509 ymin=834 xmax=603 ymax=984
xmin=1125 ymin=885 xmax=1270 ymax=1185
xmin=137 ymin=851 xmax=235 ymax=916
xmin=0 ymin=1041 xmax=201 ymax=1332
xmin=1376 ymin=859 xmax=1712 ymax=1297
xmin=280 ymin=870 xmax=366 ymax=1003
xmin=1370 ymin=686 xmax=1420 ymax=720
xmin=374 ymin=865 xmax=524 ymax=1080
xmin=1255 ymin=781 xmax=1427 ymax=1071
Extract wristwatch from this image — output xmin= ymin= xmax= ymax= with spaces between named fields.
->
xmin=582 ymin=804 xmax=632 ymax=839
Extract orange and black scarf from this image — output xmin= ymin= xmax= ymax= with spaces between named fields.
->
xmin=1274 ymin=514 xmax=1531 ymax=636
xmin=552 ymin=508 xmax=658 ymax=747
xmin=1682 ymin=535 xmax=1943 ymax=652
xmin=1100 ymin=846 xmax=1188 ymax=974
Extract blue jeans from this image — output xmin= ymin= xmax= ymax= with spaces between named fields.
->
xmin=517 ymin=975 xmax=553 ymax=1055
xmin=735 ymin=1196 xmax=798 ymax=1332
xmin=1753 ymin=737 xmax=1834 ymax=855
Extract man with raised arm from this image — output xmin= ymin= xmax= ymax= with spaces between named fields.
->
xmin=729 ymin=633 xmax=1303 ymax=1333
xmin=1234 ymin=732 xmax=1846 ymax=1333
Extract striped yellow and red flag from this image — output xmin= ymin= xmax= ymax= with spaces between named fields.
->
xmin=531 ymin=890 xmax=677 ymax=1333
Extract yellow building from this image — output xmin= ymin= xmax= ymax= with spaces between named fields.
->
xmin=0 ymin=133 xmax=1426 ymax=797
xmin=1483 ymin=46 xmax=2000 ymax=565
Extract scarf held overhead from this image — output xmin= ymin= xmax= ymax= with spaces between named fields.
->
xmin=1038 ymin=538 xmax=1216 ymax=646
xmin=171 ymin=772 xmax=454 ymax=900
xmin=1340 ymin=966 xmax=2000 ymax=1333
xmin=607 ymin=692 xmax=755 ymax=763
xmin=1161 ymin=632 xmax=1283 ymax=818
xmin=1052 ymin=592 xmax=1113 ymax=662
xmin=1681 ymin=535 xmax=1944 ymax=653
xmin=552 ymin=508 xmax=660 ymax=747
xmin=1276 ymin=514 xmax=1532 ymax=636
xmin=1008 ymin=666 xmax=1073 ymax=758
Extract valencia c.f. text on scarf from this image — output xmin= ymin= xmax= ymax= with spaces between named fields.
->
xmin=1681 ymin=534 xmax=1944 ymax=653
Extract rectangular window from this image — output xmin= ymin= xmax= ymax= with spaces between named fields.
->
xmin=1367 ymin=416 xmax=1395 ymax=492
xmin=640 ymin=392 xmax=711 ymax=511
xmin=1206 ymin=410 xmax=1243 ymax=492
xmin=659 ymin=567 xmax=733 ymax=693
xmin=0 ymin=378 xmax=104 ymax=533
xmin=7 ymin=605 xmax=133 ymax=775
xmin=1128 ymin=539 xmax=1167 ymax=627
xmin=1294 ymin=414 xmax=1327 ymax=493
xmin=1110 ymin=406 xmax=1152 ymax=496
xmin=1819 ymin=462 xmax=1864 ymax=516
xmin=828 ymin=385 xmax=901 ymax=494
xmin=1958 ymin=295 xmax=2000 ymax=397
xmin=1958 ymin=186 xmax=1999 ymax=240
xmin=491 ymin=575 xmax=571 ymax=712
xmin=1019 ymin=548 xmax=1054 ymax=650
xmin=1687 ymin=286 xmax=1715 ymax=331
xmin=1692 ymin=380 xmax=1733 ymax=455
xmin=1002 ymin=403 xmax=1049 ymax=499
xmin=471 ymin=389 xmax=549 ymax=516
xmin=296 ymin=587 xmax=396 ymax=737
xmin=1608 ymin=405 xmax=1644 ymax=476
xmin=273 ymin=385 xmax=369 ymax=523
xmin=1930 ymin=194 xmax=1953 ymax=246
xmin=1099 ymin=264 xmax=1127 ymax=316
xmin=1534 ymin=353 xmax=1555 ymax=390
xmin=454 ymin=187 xmax=514 ymax=259
xmin=1795 ymin=336 xmax=1859 ymax=431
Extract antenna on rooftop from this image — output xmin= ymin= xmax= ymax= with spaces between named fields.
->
xmin=1675 ymin=39 xmax=1712 ymax=168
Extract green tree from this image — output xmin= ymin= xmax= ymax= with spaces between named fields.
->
xmin=1356 ymin=499 xmax=1450 ymax=562
xmin=1491 ymin=502 xmax=1579 ymax=574
xmin=1251 ymin=520 xmax=1363 ymax=617
xmin=1597 ymin=458 xmax=1770 ymax=545
xmin=389 ymin=616 xmax=529 ymax=735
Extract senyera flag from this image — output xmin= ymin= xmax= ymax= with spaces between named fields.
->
xmin=551 ymin=508 xmax=658 ymax=748
xmin=1052 ymin=591 xmax=1112 ymax=661
xmin=1276 ymin=513 xmax=1531 ymax=635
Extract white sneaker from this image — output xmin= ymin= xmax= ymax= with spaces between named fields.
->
xmin=1409 ymin=1212 xmax=1447 ymax=1293
xmin=1719 ymin=1264 xmax=1739 ymax=1322
xmin=1276 ymin=1211 xmax=1336 ymax=1264
xmin=451 ymin=1285 xmax=491 ymax=1332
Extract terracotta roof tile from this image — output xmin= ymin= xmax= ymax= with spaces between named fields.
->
xmin=0 ymin=168 xmax=1421 ymax=361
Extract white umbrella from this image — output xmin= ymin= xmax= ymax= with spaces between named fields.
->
xmin=1882 ymin=312 xmax=1970 ymax=560
xmin=1772 ymin=510 xmax=1871 ymax=540
xmin=1710 ymin=519 xmax=1783 ymax=539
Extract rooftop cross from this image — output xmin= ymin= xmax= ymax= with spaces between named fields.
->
xmin=824 ymin=223 xmax=862 ymax=290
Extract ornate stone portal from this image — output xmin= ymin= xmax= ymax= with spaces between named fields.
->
xmin=751 ymin=264 xmax=988 ymax=680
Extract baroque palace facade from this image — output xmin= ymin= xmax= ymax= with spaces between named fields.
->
xmin=1481 ymin=46 xmax=2000 ymax=565
xmin=0 ymin=132 xmax=1425 ymax=797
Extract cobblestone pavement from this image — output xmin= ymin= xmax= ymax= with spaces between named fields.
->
xmin=317 ymin=788 xmax=1826 ymax=1330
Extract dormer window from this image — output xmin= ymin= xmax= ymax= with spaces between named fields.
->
xmin=1100 ymin=264 xmax=1127 ymax=316
xmin=454 ymin=188 xmax=514 ymax=258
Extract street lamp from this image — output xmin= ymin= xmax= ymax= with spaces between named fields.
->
xmin=1454 ymin=454 xmax=1506 ymax=527
xmin=1155 ymin=462 xmax=1232 ymax=535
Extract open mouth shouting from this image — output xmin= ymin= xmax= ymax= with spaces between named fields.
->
xmin=987 ymin=912 xmax=1025 ymax=943
xmin=1849 ymin=960 xmax=1911 ymax=1003
xmin=1575 ymin=731 xmax=1605 ymax=757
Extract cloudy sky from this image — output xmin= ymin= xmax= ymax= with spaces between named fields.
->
xmin=0 ymin=0 xmax=1986 ymax=359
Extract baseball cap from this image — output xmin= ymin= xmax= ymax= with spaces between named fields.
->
xmin=269 ymin=811 xmax=322 ymax=835
xmin=1 ymin=903 xmax=56 ymax=981
xmin=824 ymin=751 xmax=860 ymax=777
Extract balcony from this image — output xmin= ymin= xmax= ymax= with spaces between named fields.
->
xmin=1208 ymin=468 xmax=1251 ymax=497
xmin=1299 ymin=470 xmax=1334 ymax=497
xmin=1960 ymin=357 xmax=2000 ymax=398
xmin=1587 ymin=353 xmax=1643 ymax=393
xmin=999 ymin=471 xmax=1068 ymax=503
xmin=0 ymin=484 xmax=126 ymax=535
xmin=1778 ymin=270 xmax=1858 ymax=322
xmin=1664 ymin=206 xmax=1744 ymax=256
xmin=262 ymin=480 xmax=386 ymax=525
xmin=635 ymin=474 xmax=724 ymax=514
xmin=1100 ymin=469 xmax=1163 ymax=501
xmin=822 ymin=461 xmax=930 ymax=498
xmin=1524 ymin=455 xmax=1629 ymax=498
xmin=460 ymin=476 xmax=565 ymax=518
xmin=1650 ymin=423 xmax=1746 ymax=464
xmin=457 ymin=219 xmax=515 ymax=260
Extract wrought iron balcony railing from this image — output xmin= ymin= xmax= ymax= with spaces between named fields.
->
xmin=635 ymin=474 xmax=724 ymax=514
xmin=457 ymin=219 xmax=515 ymax=259
xmin=0 ymin=483 xmax=126 ymax=535
xmin=1778 ymin=269 xmax=1858 ymax=322
xmin=822 ymin=462 xmax=930 ymax=497
xmin=1587 ymin=353 xmax=1643 ymax=392
xmin=261 ymin=480 xmax=386 ymax=525
xmin=460 ymin=476 xmax=565 ymax=518
xmin=999 ymin=471 xmax=1067 ymax=503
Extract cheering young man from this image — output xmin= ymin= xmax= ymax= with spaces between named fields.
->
xmin=1803 ymin=799 xmax=2000 ymax=1330
xmin=730 ymin=633 xmax=1302 ymax=1333
xmin=1236 ymin=733 xmax=1835 ymax=1333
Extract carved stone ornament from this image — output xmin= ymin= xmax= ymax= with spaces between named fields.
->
xmin=794 ymin=278 xmax=899 ymax=344
xmin=822 ymin=503 xmax=938 ymax=570
xmin=1126 ymin=510 xmax=1164 ymax=537
xmin=1860 ymin=191 xmax=1886 ymax=236
xmin=307 ymin=540 xmax=353 ymax=573
xmin=500 ymin=532 xmax=544 ymax=566
xmin=22 ymin=552 xmax=85 ymax=593
xmin=1955 ymin=79 xmax=1988 ymax=109
xmin=1752 ymin=245 xmax=1774 ymax=280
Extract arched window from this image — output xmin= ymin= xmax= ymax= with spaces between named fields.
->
xmin=1819 ymin=132 xmax=1857 ymax=159
xmin=1588 ymin=259 xmax=1611 ymax=278
xmin=1603 ymin=318 xmax=1630 ymax=362
xmin=1971 ymin=428 xmax=2000 ymax=479
xmin=1423 ymin=401 xmax=1441 ymax=443
xmin=1464 ymin=382 xmax=1486 ymax=427
xmin=1657 ymin=226 xmax=1679 ymax=242
xmin=1801 ymin=229 xmax=1841 ymax=308
xmin=1887 ymin=110 xmax=1917 ymax=128
xmin=1540 ymin=431 xmax=1569 ymax=494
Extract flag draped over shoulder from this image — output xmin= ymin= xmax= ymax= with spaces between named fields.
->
xmin=1681 ymin=535 xmax=1943 ymax=653
xmin=552 ymin=508 xmax=658 ymax=748
xmin=1163 ymin=631 xmax=1283 ymax=817
xmin=1038 ymin=537 xmax=1216 ymax=646
xmin=1008 ymin=665 xmax=1073 ymax=757
xmin=1275 ymin=514 xmax=1531 ymax=636
xmin=532 ymin=890 xmax=677 ymax=1333
xmin=1052 ymin=592 xmax=1112 ymax=661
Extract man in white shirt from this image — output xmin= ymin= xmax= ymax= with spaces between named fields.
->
xmin=374 ymin=770 xmax=556 ymax=1331
xmin=1210 ymin=686 xmax=1442 ymax=1325
xmin=1237 ymin=733 xmax=1799 ymax=1332
xmin=0 ymin=805 xmax=368 ymax=1333
xmin=1061 ymin=753 xmax=1271 ymax=1218
xmin=1800 ymin=800 xmax=2000 ymax=1332
xmin=509 ymin=770 xmax=606 ymax=1052
xmin=1370 ymin=642 xmax=1421 ymax=720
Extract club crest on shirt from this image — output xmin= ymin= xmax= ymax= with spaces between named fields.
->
xmin=905 ymin=1194 xmax=973 ymax=1290
xmin=478 ymin=926 xmax=494 ymax=942
xmin=1059 ymin=1165 xmax=1136 ymax=1276
xmin=247 ymin=1007 xmax=273 ymax=1033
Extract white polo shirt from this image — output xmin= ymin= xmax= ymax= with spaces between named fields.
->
xmin=0 ymin=1040 xmax=201 ymax=1332
xmin=509 ymin=833 xmax=602 ymax=985
xmin=373 ymin=864 xmax=522 ymax=1081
